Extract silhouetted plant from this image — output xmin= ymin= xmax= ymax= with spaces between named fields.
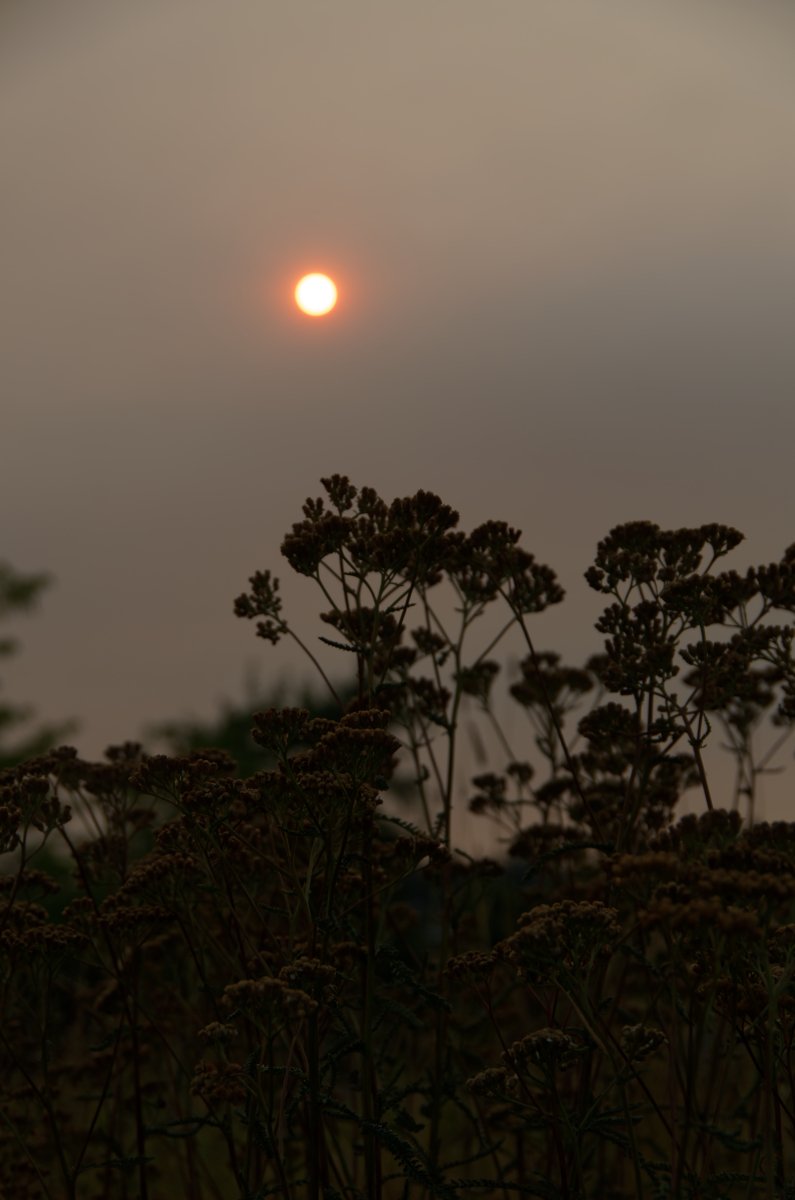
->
xmin=0 ymin=477 xmax=794 ymax=1199
xmin=146 ymin=669 xmax=360 ymax=778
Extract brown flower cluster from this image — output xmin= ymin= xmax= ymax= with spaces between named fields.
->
xmin=221 ymin=975 xmax=318 ymax=1020
xmin=638 ymin=896 xmax=761 ymax=939
xmin=648 ymin=808 xmax=743 ymax=856
xmin=97 ymin=899 xmax=173 ymax=935
xmin=583 ymin=523 xmax=795 ymax=774
xmin=117 ymin=851 xmax=200 ymax=898
xmin=278 ymin=956 xmax=338 ymax=1001
xmin=0 ymin=921 xmax=89 ymax=959
xmin=283 ymin=478 xmax=458 ymax=584
xmin=619 ymin=1024 xmax=668 ymax=1062
xmin=496 ymin=900 xmax=621 ymax=978
xmin=190 ymin=1060 xmax=248 ymax=1106
xmin=465 ymin=1066 xmax=520 ymax=1099
xmin=197 ymin=1020 xmax=238 ymax=1045
xmin=445 ymin=950 xmax=498 ymax=982
xmin=502 ymin=1027 xmax=586 ymax=1072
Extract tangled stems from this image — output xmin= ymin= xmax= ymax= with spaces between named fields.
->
xmin=507 ymin=606 xmax=608 ymax=847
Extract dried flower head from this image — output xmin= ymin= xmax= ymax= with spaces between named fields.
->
xmin=620 ymin=1024 xmax=668 ymax=1062
xmin=503 ymin=1027 xmax=586 ymax=1072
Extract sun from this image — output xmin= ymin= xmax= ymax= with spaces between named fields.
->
xmin=294 ymin=273 xmax=338 ymax=317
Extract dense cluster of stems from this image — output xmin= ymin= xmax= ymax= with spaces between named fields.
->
xmin=1 ymin=475 xmax=794 ymax=1198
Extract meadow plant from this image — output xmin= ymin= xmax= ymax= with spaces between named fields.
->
xmin=1 ymin=476 xmax=794 ymax=1198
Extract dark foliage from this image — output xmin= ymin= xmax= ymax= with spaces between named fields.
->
xmin=0 ymin=478 xmax=793 ymax=1199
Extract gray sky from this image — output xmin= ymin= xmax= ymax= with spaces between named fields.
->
xmin=2 ymin=0 xmax=794 ymax=837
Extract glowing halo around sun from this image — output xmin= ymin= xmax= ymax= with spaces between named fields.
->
xmin=294 ymin=273 xmax=338 ymax=316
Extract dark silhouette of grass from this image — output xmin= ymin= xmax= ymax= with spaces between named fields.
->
xmin=0 ymin=475 xmax=794 ymax=1199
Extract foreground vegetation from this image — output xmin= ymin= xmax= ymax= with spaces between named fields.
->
xmin=1 ymin=475 xmax=794 ymax=1199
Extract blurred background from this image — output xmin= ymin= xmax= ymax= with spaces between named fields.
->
xmin=2 ymin=0 xmax=794 ymax=847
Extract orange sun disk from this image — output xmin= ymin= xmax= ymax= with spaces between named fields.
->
xmin=294 ymin=273 xmax=338 ymax=316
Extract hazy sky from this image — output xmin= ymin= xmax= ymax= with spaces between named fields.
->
xmin=2 ymin=1 xmax=794 ymax=832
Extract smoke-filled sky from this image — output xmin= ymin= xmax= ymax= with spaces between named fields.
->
xmin=2 ymin=0 xmax=794 ymax=830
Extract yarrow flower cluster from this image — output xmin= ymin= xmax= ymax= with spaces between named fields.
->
xmin=0 ymin=478 xmax=792 ymax=1198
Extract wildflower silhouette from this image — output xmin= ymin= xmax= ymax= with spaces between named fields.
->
xmin=0 ymin=477 xmax=793 ymax=1199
